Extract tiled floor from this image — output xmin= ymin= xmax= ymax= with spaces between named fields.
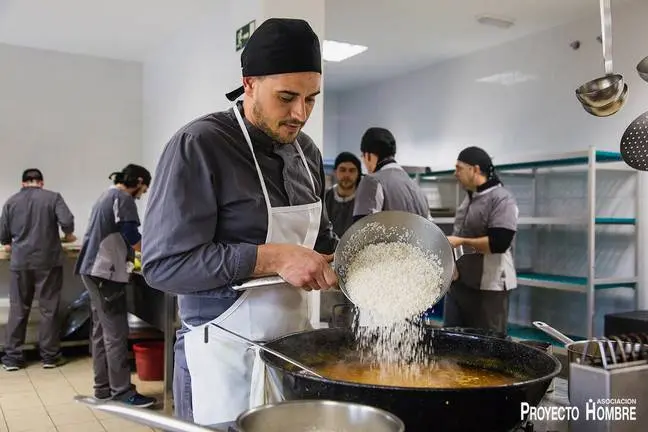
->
xmin=0 ymin=355 xmax=164 ymax=432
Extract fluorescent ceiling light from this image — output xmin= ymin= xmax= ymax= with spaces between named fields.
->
xmin=323 ymin=40 xmax=368 ymax=62
xmin=476 ymin=15 xmax=515 ymax=29
xmin=476 ymin=71 xmax=537 ymax=86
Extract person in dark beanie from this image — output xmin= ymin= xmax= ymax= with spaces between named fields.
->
xmin=353 ymin=127 xmax=429 ymax=221
xmin=324 ymin=152 xmax=362 ymax=237
xmin=74 ymin=164 xmax=155 ymax=408
xmin=0 ymin=169 xmax=76 ymax=371
xmin=444 ymin=146 xmax=519 ymax=335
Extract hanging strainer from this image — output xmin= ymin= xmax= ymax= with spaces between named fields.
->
xmin=620 ymin=111 xmax=648 ymax=171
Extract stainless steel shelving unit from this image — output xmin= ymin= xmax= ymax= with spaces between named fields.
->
xmin=416 ymin=146 xmax=639 ymax=339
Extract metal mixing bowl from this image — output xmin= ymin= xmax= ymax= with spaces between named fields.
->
xmin=237 ymin=400 xmax=405 ymax=432
xmin=334 ymin=211 xmax=455 ymax=309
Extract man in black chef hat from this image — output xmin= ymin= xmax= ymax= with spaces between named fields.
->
xmin=141 ymin=18 xmax=339 ymax=424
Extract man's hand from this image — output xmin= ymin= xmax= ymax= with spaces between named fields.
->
xmin=61 ymin=233 xmax=77 ymax=243
xmin=2 ymin=244 xmax=10 ymax=253
xmin=447 ymin=236 xmax=464 ymax=248
xmin=255 ymin=244 xmax=338 ymax=291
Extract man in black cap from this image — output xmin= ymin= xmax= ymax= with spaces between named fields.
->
xmin=324 ymin=152 xmax=362 ymax=237
xmin=353 ymin=127 xmax=429 ymax=221
xmin=444 ymin=146 xmax=519 ymax=335
xmin=141 ymin=18 xmax=338 ymax=425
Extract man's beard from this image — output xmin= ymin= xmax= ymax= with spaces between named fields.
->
xmin=252 ymin=101 xmax=300 ymax=144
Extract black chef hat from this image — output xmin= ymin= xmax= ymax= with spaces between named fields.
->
xmin=22 ymin=168 xmax=44 ymax=182
xmin=109 ymin=164 xmax=152 ymax=188
xmin=225 ymin=18 xmax=322 ymax=101
xmin=360 ymin=127 xmax=397 ymax=160
xmin=457 ymin=146 xmax=496 ymax=179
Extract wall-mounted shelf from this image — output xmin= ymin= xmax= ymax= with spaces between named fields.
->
xmin=433 ymin=217 xmax=636 ymax=226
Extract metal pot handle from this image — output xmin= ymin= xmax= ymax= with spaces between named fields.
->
xmin=232 ymin=275 xmax=286 ymax=291
xmin=232 ymin=263 xmax=337 ymax=291
xmin=74 ymin=396 xmax=222 ymax=432
xmin=532 ymin=321 xmax=575 ymax=345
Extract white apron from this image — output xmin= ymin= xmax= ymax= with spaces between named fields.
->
xmin=182 ymin=106 xmax=322 ymax=425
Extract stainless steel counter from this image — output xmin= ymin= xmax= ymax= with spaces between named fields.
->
xmin=0 ymin=249 xmax=88 ymax=350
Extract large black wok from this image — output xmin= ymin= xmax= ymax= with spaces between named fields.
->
xmin=261 ymin=327 xmax=561 ymax=432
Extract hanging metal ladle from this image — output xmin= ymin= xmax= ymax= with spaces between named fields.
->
xmin=637 ymin=56 xmax=648 ymax=83
xmin=575 ymin=0 xmax=627 ymax=116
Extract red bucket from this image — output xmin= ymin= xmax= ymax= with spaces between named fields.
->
xmin=133 ymin=341 xmax=164 ymax=381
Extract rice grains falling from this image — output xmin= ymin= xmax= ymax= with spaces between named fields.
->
xmin=343 ymin=233 xmax=445 ymax=371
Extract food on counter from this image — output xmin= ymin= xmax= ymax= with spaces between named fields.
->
xmin=316 ymin=360 xmax=519 ymax=389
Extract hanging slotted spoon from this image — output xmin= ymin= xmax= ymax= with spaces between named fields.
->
xmin=620 ymin=111 xmax=648 ymax=171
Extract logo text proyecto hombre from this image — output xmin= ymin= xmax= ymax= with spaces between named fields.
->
xmin=521 ymin=399 xmax=638 ymax=422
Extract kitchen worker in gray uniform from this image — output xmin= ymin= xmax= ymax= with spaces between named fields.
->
xmin=444 ymin=146 xmax=519 ymax=334
xmin=75 ymin=164 xmax=156 ymax=408
xmin=0 ymin=169 xmax=76 ymax=371
xmin=141 ymin=18 xmax=338 ymax=426
xmin=353 ymin=127 xmax=429 ymax=221
xmin=324 ymin=151 xmax=362 ymax=237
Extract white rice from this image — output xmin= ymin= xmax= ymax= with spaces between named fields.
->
xmin=341 ymin=226 xmax=445 ymax=368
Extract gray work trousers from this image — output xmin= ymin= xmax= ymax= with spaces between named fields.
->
xmin=173 ymin=332 xmax=194 ymax=421
xmin=82 ymin=275 xmax=135 ymax=400
xmin=443 ymin=281 xmax=510 ymax=335
xmin=3 ymin=267 xmax=64 ymax=364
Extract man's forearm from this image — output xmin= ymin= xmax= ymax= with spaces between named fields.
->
xmin=461 ymin=236 xmax=490 ymax=254
xmin=253 ymin=244 xmax=282 ymax=276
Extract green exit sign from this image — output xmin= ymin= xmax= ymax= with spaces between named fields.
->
xmin=236 ymin=20 xmax=256 ymax=52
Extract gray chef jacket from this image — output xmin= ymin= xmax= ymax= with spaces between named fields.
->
xmin=453 ymin=184 xmax=518 ymax=291
xmin=324 ymin=185 xmax=356 ymax=237
xmin=353 ymin=162 xmax=429 ymax=219
xmin=0 ymin=187 xmax=74 ymax=271
xmin=75 ymin=187 xmax=140 ymax=283
xmin=141 ymin=103 xmax=338 ymax=328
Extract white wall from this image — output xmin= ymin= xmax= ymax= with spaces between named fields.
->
xmin=333 ymin=0 xmax=648 ymax=169
xmin=327 ymin=0 xmax=648 ymax=337
xmin=322 ymin=91 xmax=339 ymax=159
xmin=141 ymin=1 xmax=259 ymax=178
xmin=0 ymin=43 xmax=143 ymax=238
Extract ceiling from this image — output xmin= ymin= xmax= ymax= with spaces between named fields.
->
xmin=0 ymin=0 xmax=627 ymax=91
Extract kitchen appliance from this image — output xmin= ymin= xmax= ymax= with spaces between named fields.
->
xmin=605 ymin=310 xmax=648 ymax=338
xmin=76 ymin=396 xmax=405 ymax=432
xmin=568 ymin=339 xmax=648 ymax=432
xmin=533 ymin=321 xmax=647 ymax=387
xmin=259 ymin=327 xmax=561 ymax=432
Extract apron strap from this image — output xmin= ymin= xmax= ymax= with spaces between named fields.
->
xmin=232 ymin=106 xmax=273 ymax=223
xmin=294 ymin=141 xmax=317 ymax=195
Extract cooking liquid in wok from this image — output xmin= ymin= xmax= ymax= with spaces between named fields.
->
xmin=316 ymin=359 xmax=519 ymax=388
